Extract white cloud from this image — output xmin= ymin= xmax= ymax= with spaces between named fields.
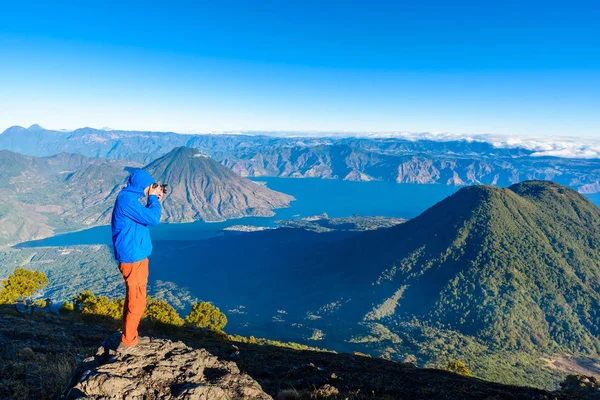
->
xmin=484 ymin=136 xmax=600 ymax=159
xmin=243 ymin=130 xmax=600 ymax=159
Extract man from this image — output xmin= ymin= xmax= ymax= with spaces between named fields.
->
xmin=111 ymin=169 xmax=163 ymax=354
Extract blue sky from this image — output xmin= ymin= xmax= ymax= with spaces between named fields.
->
xmin=0 ymin=0 xmax=598 ymax=137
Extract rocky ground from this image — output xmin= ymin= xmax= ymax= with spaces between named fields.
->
xmin=70 ymin=333 xmax=271 ymax=399
xmin=0 ymin=307 xmax=597 ymax=399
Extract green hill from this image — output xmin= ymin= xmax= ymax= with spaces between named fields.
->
xmin=355 ymin=181 xmax=600 ymax=351
xmin=328 ymin=181 xmax=600 ymax=388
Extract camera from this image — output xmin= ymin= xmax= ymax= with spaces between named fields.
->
xmin=151 ymin=183 xmax=168 ymax=194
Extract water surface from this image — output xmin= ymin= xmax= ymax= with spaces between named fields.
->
xmin=19 ymin=178 xmax=600 ymax=248
xmin=19 ymin=178 xmax=459 ymax=247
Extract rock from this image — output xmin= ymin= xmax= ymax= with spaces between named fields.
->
xmin=18 ymin=347 xmax=35 ymax=360
xmin=2 ymin=343 xmax=18 ymax=360
xmin=276 ymin=389 xmax=300 ymax=400
xmin=68 ymin=335 xmax=272 ymax=399
xmin=559 ymin=374 xmax=600 ymax=398
xmin=314 ymin=384 xmax=340 ymax=397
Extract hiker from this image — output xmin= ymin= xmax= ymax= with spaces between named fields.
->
xmin=111 ymin=169 xmax=164 ymax=354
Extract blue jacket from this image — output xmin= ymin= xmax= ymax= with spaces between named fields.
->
xmin=111 ymin=169 xmax=162 ymax=263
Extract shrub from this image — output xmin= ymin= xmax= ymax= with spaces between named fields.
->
xmin=185 ymin=302 xmax=228 ymax=331
xmin=445 ymin=360 xmax=473 ymax=376
xmin=59 ymin=301 xmax=75 ymax=315
xmin=72 ymin=291 xmax=123 ymax=320
xmin=403 ymin=354 xmax=418 ymax=364
xmin=72 ymin=291 xmax=95 ymax=311
xmin=0 ymin=268 xmax=48 ymax=304
xmin=33 ymin=299 xmax=49 ymax=308
xmin=143 ymin=297 xmax=184 ymax=328
xmin=227 ymin=334 xmax=332 ymax=352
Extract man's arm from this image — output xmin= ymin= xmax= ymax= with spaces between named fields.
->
xmin=120 ymin=195 xmax=162 ymax=226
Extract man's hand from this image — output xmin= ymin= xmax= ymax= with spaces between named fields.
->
xmin=148 ymin=184 xmax=163 ymax=198
xmin=157 ymin=191 xmax=164 ymax=201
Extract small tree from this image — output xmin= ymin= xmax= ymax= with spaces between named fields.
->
xmin=33 ymin=298 xmax=50 ymax=308
xmin=445 ymin=360 xmax=472 ymax=376
xmin=59 ymin=300 xmax=75 ymax=315
xmin=403 ymin=354 xmax=418 ymax=364
xmin=185 ymin=301 xmax=228 ymax=331
xmin=0 ymin=268 xmax=48 ymax=305
xmin=73 ymin=290 xmax=96 ymax=311
xmin=144 ymin=297 xmax=184 ymax=328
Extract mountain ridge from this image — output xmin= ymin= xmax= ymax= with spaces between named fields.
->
xmin=309 ymin=181 xmax=600 ymax=388
xmin=0 ymin=148 xmax=293 ymax=245
xmin=144 ymin=146 xmax=293 ymax=222
xmin=335 ymin=181 xmax=600 ymax=349
xmin=2 ymin=125 xmax=599 ymax=192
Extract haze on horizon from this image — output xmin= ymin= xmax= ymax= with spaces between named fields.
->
xmin=0 ymin=0 xmax=598 ymax=138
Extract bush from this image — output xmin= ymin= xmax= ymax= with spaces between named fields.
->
xmin=143 ymin=297 xmax=184 ymax=328
xmin=59 ymin=301 xmax=75 ymax=315
xmin=227 ymin=334 xmax=332 ymax=352
xmin=67 ymin=292 xmax=229 ymax=335
xmin=72 ymin=291 xmax=95 ymax=311
xmin=33 ymin=298 xmax=49 ymax=308
xmin=72 ymin=291 xmax=123 ymax=320
xmin=0 ymin=268 xmax=48 ymax=304
xmin=185 ymin=302 xmax=228 ymax=331
xmin=445 ymin=360 xmax=473 ymax=376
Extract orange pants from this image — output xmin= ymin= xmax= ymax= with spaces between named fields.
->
xmin=118 ymin=258 xmax=148 ymax=347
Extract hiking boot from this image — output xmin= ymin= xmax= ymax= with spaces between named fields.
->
xmin=117 ymin=343 xmax=147 ymax=356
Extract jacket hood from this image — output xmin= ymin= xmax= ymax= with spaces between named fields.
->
xmin=124 ymin=169 xmax=156 ymax=194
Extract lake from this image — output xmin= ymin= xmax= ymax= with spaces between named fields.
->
xmin=18 ymin=178 xmax=460 ymax=247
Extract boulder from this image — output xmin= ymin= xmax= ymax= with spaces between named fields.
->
xmin=67 ymin=334 xmax=272 ymax=399
xmin=559 ymin=374 xmax=600 ymax=398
